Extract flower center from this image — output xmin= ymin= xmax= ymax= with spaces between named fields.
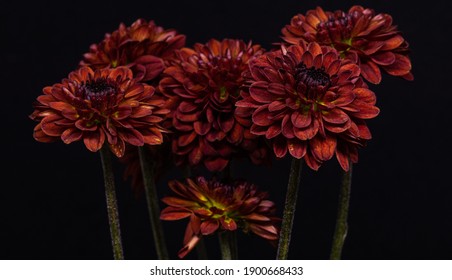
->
xmin=295 ymin=63 xmax=330 ymax=112
xmin=79 ymin=78 xmax=119 ymax=111
xmin=316 ymin=11 xmax=360 ymax=45
xmin=295 ymin=63 xmax=330 ymax=89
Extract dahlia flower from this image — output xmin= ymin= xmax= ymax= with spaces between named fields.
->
xmin=236 ymin=42 xmax=380 ymax=171
xmin=30 ymin=66 xmax=169 ymax=157
xmin=81 ymin=18 xmax=186 ymax=83
xmin=281 ymin=6 xmax=413 ymax=84
xmin=160 ymin=177 xmax=279 ymax=258
xmin=159 ymin=39 xmax=270 ymax=171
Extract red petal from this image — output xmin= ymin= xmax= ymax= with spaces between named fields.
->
xmin=109 ymin=139 xmax=125 ymax=157
xmin=243 ymin=213 xmax=271 ymax=222
xmin=61 ymin=128 xmax=82 ymax=144
xmin=162 ymin=197 xmax=199 ymax=208
xmin=193 ymin=121 xmax=211 ymax=135
xmin=310 ymin=135 xmax=336 ymax=161
xmin=188 ymin=145 xmax=203 ymax=165
xmin=288 ymin=140 xmax=307 ymax=159
xmin=178 ymin=132 xmax=197 ymax=147
xmin=249 ymin=82 xmax=273 ymax=103
xmin=141 ymin=128 xmax=163 ymax=145
xmin=131 ymin=105 xmax=153 ymax=118
xmin=204 ymin=157 xmax=228 ymax=172
xmin=121 ymin=128 xmax=145 ymax=146
xmin=353 ymin=88 xmax=377 ymax=105
xmin=160 ymin=206 xmax=192 ymax=220
xmin=200 ymin=220 xmax=219 ymax=235
xmin=41 ymin=115 xmax=67 ymax=136
xmin=268 ymin=101 xmax=285 ymax=112
xmin=178 ymin=234 xmax=201 ymax=259
xmin=220 ymin=218 xmax=237 ymax=231
xmin=291 ymin=111 xmax=311 ymax=128
xmin=322 ymin=109 xmax=349 ymax=124
xmin=381 ymin=35 xmax=405 ymax=51
xmin=252 ymin=105 xmax=273 ymax=126
xmin=179 ymin=101 xmax=198 ymax=113
xmin=248 ymin=224 xmax=278 ymax=240
xmin=83 ymin=130 xmax=105 ymax=152
xmin=124 ymin=84 xmax=144 ymax=99
xmin=134 ymin=55 xmax=165 ymax=81
xmin=360 ymin=60 xmax=382 ymax=84
xmin=267 ymin=83 xmax=286 ymax=96
xmin=282 ymin=115 xmax=295 ymax=139
xmin=371 ymin=52 xmax=396 ymax=66
xmin=304 ymin=152 xmax=321 ymax=171
xmin=273 ymin=137 xmax=288 ymax=158
xmin=383 ymin=54 xmax=412 ymax=76
xmin=265 ymin=124 xmax=281 ymax=139
xmin=293 ymin=122 xmax=318 ymax=140
xmin=336 ymin=145 xmax=351 ymax=171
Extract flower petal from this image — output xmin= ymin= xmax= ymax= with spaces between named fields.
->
xmin=160 ymin=206 xmax=192 ymax=220
xmin=200 ymin=220 xmax=219 ymax=235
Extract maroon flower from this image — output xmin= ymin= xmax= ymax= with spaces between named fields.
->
xmin=80 ymin=18 xmax=186 ymax=83
xmin=281 ymin=6 xmax=413 ymax=84
xmin=236 ymin=42 xmax=380 ymax=171
xmin=159 ymin=39 xmax=270 ymax=171
xmin=160 ymin=177 xmax=279 ymax=258
xmin=30 ymin=66 xmax=169 ymax=157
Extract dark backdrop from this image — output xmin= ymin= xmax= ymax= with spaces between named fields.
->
xmin=1 ymin=0 xmax=451 ymax=260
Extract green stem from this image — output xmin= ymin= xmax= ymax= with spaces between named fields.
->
xmin=138 ymin=146 xmax=169 ymax=260
xmin=276 ymin=158 xmax=303 ymax=260
xmin=218 ymin=162 xmax=238 ymax=259
xmin=218 ymin=231 xmax=237 ymax=260
xmin=330 ymin=164 xmax=353 ymax=260
xmin=99 ymin=145 xmax=124 ymax=260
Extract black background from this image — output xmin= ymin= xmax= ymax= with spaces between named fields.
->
xmin=1 ymin=0 xmax=451 ymax=260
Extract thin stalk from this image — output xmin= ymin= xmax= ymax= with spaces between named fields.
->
xmin=218 ymin=162 xmax=238 ymax=259
xmin=276 ymin=158 xmax=303 ymax=260
xmin=99 ymin=145 xmax=124 ymax=260
xmin=138 ymin=146 xmax=169 ymax=260
xmin=330 ymin=164 xmax=352 ymax=260
xmin=218 ymin=231 xmax=237 ymax=260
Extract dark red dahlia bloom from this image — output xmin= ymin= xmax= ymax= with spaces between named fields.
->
xmin=236 ymin=42 xmax=380 ymax=171
xmin=30 ymin=66 xmax=169 ymax=157
xmin=159 ymin=39 xmax=270 ymax=171
xmin=160 ymin=177 xmax=279 ymax=258
xmin=80 ymin=19 xmax=186 ymax=83
xmin=281 ymin=6 xmax=413 ymax=84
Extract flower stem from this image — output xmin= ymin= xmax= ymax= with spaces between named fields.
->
xmin=99 ymin=145 xmax=124 ymax=260
xmin=138 ymin=146 xmax=169 ymax=260
xmin=277 ymin=158 xmax=303 ymax=260
xmin=218 ymin=231 xmax=237 ymax=260
xmin=330 ymin=164 xmax=353 ymax=260
xmin=218 ymin=162 xmax=238 ymax=259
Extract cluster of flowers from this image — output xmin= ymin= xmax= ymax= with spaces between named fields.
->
xmin=30 ymin=6 xmax=412 ymax=258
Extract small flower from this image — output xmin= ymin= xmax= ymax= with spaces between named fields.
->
xmin=236 ymin=42 xmax=380 ymax=171
xmin=281 ymin=6 xmax=413 ymax=84
xmin=81 ymin=18 xmax=186 ymax=83
xmin=159 ymin=39 xmax=270 ymax=171
xmin=30 ymin=66 xmax=169 ymax=157
xmin=160 ymin=177 xmax=279 ymax=258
